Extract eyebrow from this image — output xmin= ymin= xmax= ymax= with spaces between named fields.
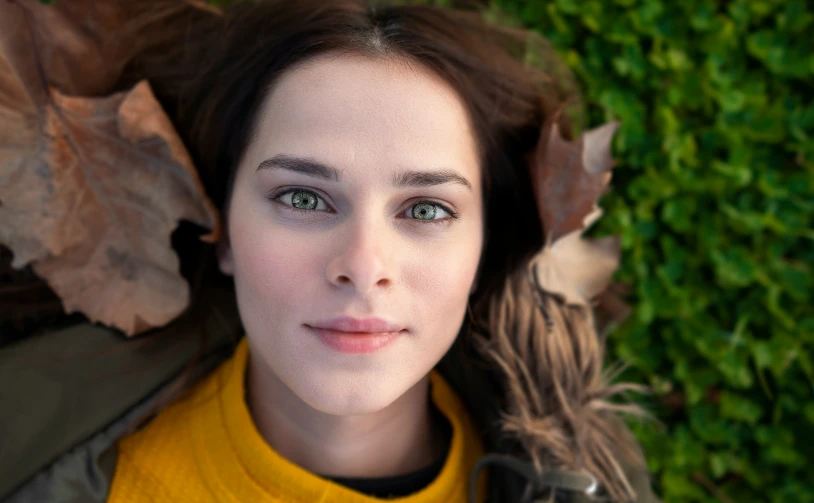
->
xmin=256 ymin=154 xmax=473 ymax=192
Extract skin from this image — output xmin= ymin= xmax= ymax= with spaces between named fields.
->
xmin=217 ymin=51 xmax=484 ymax=479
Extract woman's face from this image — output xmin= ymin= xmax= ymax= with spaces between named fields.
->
xmin=218 ymin=52 xmax=484 ymax=415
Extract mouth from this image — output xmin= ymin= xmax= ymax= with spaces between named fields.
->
xmin=304 ymin=325 xmax=406 ymax=354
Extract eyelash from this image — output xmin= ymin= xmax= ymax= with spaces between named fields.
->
xmin=267 ymin=187 xmax=460 ymax=226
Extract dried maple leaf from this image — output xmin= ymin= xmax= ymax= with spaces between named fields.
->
xmin=529 ymin=113 xmax=619 ymax=245
xmin=0 ymin=0 xmax=221 ymax=96
xmin=0 ymin=0 xmax=220 ymax=335
xmin=529 ymin=211 xmax=621 ymax=307
xmin=1 ymin=0 xmax=137 ymax=97
xmin=527 ymin=111 xmax=624 ymax=309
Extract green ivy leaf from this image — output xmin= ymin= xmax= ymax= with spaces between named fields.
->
xmin=720 ymin=391 xmax=763 ymax=424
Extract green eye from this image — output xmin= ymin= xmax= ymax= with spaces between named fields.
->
xmin=412 ymin=203 xmax=438 ymax=220
xmin=291 ymin=190 xmax=318 ymax=210
xmin=271 ymin=188 xmax=330 ymax=213
xmin=269 ymin=187 xmax=459 ymax=226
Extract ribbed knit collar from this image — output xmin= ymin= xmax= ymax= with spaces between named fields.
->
xmin=189 ymin=337 xmax=487 ymax=502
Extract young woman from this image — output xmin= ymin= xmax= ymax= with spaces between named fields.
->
xmin=2 ymin=1 xmax=657 ymax=502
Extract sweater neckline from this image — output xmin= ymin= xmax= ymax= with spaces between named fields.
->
xmin=189 ymin=337 xmax=486 ymax=502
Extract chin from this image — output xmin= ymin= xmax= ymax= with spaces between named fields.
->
xmin=289 ymin=367 xmax=408 ymax=416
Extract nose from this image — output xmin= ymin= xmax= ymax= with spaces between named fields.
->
xmin=325 ymin=217 xmax=393 ymax=294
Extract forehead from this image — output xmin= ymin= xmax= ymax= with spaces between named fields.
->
xmin=246 ymin=52 xmax=481 ymax=189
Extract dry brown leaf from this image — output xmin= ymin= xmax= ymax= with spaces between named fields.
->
xmin=529 ymin=113 xmax=619 ymax=245
xmin=0 ymin=0 xmax=220 ymax=335
xmin=0 ymin=0 xmax=222 ymax=95
xmin=529 ymin=213 xmax=621 ymax=307
xmin=527 ymin=112 xmax=623 ymax=308
xmin=1 ymin=0 xmax=138 ymax=97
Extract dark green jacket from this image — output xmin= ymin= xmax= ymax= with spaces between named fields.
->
xmin=0 ymin=273 xmax=658 ymax=503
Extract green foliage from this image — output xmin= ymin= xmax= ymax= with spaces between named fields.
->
xmin=489 ymin=0 xmax=814 ymax=500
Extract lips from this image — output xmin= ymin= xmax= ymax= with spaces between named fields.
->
xmin=310 ymin=327 xmax=402 ymax=354
xmin=305 ymin=316 xmax=406 ymax=354
xmin=307 ymin=316 xmax=405 ymax=334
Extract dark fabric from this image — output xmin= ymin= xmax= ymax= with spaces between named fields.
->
xmin=319 ymin=406 xmax=453 ymax=498
xmin=322 ymin=455 xmax=446 ymax=499
xmin=2 ymin=343 xmax=234 ymax=503
xmin=0 ymin=275 xmax=242 ymax=502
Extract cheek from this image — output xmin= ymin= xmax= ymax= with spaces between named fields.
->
xmin=407 ymin=218 xmax=483 ymax=293
xmin=400 ymin=227 xmax=483 ymax=331
xmin=228 ymin=212 xmax=324 ymax=324
xmin=402 ymin=249 xmax=473 ymax=297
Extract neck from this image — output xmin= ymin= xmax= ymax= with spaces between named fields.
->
xmin=245 ymin=353 xmax=448 ymax=479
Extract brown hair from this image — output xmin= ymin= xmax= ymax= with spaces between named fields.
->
xmin=122 ymin=0 xmax=648 ymax=500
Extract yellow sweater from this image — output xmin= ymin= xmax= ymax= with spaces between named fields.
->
xmin=108 ymin=337 xmax=487 ymax=502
